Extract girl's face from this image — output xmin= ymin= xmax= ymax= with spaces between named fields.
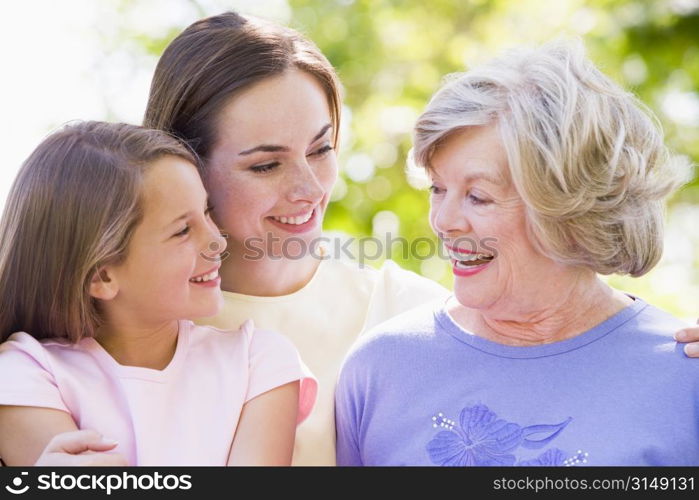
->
xmin=106 ymin=156 xmax=227 ymax=324
xmin=206 ymin=68 xmax=338 ymax=261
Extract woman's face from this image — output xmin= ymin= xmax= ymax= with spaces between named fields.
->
xmin=206 ymin=68 xmax=338 ymax=261
xmin=429 ymin=125 xmax=561 ymax=312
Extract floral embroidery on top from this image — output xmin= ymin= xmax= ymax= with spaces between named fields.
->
xmin=518 ymin=448 xmax=588 ymax=466
xmin=426 ymin=404 xmax=587 ymax=466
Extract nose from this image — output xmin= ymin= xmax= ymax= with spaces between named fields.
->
xmin=201 ymin=219 xmax=228 ymax=261
xmin=287 ymin=160 xmax=325 ymax=204
xmin=430 ymin=192 xmax=471 ymax=238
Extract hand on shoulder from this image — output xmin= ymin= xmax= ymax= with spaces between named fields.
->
xmin=675 ymin=320 xmax=699 ymax=357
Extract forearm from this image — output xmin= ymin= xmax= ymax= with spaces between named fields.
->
xmin=0 ymin=406 xmax=77 ymax=466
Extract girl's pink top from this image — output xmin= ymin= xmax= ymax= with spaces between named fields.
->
xmin=0 ymin=320 xmax=317 ymax=465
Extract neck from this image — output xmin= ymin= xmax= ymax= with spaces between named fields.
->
xmin=219 ymin=250 xmax=321 ymax=297
xmin=94 ymin=319 xmax=179 ymax=370
xmin=449 ymin=275 xmax=633 ymax=346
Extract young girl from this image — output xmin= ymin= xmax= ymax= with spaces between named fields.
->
xmin=0 ymin=121 xmax=316 ymax=466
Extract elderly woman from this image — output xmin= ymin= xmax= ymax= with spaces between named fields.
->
xmin=335 ymin=40 xmax=699 ymax=466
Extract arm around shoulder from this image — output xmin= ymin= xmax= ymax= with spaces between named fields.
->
xmin=675 ymin=321 xmax=699 ymax=357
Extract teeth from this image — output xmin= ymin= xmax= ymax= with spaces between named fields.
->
xmin=455 ymin=258 xmax=491 ymax=268
xmin=272 ymin=210 xmax=313 ymax=225
xmin=190 ymin=270 xmax=219 ymax=283
xmin=447 ymin=249 xmax=494 ymax=262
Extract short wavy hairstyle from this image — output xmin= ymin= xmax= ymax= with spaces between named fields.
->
xmin=413 ymin=39 xmax=691 ymax=277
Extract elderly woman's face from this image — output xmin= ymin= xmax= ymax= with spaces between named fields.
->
xmin=429 ymin=125 xmax=557 ymax=311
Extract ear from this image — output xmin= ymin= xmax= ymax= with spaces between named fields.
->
xmin=89 ymin=267 xmax=119 ymax=301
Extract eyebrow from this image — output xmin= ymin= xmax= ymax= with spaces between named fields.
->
xmin=167 ymin=200 xmax=210 ymax=227
xmin=238 ymin=123 xmax=333 ymax=156
xmin=462 ymin=172 xmax=505 ymax=186
xmin=429 ymin=170 xmax=505 ymax=187
xmin=168 ymin=212 xmax=191 ymax=226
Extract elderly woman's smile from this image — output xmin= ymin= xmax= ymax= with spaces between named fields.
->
xmin=446 ymin=245 xmax=495 ymax=277
xmin=428 ymin=126 xmax=551 ymax=313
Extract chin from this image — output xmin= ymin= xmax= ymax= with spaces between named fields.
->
xmin=196 ymin=296 xmax=224 ymax=319
xmin=453 ymin=283 xmax=491 ymax=310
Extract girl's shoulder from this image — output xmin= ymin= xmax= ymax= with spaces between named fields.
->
xmin=0 ymin=332 xmax=98 ymax=411
xmin=190 ymin=320 xmax=315 ymax=423
xmin=0 ymin=332 xmax=84 ymax=368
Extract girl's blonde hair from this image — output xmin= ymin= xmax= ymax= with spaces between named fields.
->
xmin=0 ymin=121 xmax=197 ymax=343
xmin=414 ymin=39 xmax=691 ymax=277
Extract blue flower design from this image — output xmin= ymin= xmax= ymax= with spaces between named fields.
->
xmin=427 ymin=404 xmax=522 ymax=466
xmin=426 ymin=404 xmax=577 ymax=467
xmin=518 ymin=448 xmax=567 ymax=466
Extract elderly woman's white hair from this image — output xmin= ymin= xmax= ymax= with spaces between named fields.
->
xmin=413 ymin=39 xmax=691 ymax=277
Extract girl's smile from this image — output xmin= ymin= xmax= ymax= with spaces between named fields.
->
xmin=189 ymin=265 xmax=221 ymax=287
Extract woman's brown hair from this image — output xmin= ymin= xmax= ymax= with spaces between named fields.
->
xmin=0 ymin=121 xmax=197 ymax=343
xmin=143 ymin=11 xmax=342 ymax=169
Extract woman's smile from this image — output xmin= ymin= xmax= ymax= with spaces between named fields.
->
xmin=267 ymin=206 xmax=320 ymax=233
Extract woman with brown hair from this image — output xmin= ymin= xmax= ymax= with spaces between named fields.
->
xmin=142 ymin=11 xmax=449 ymax=466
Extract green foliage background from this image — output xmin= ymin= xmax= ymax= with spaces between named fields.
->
xmin=122 ymin=0 xmax=698 ymax=317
